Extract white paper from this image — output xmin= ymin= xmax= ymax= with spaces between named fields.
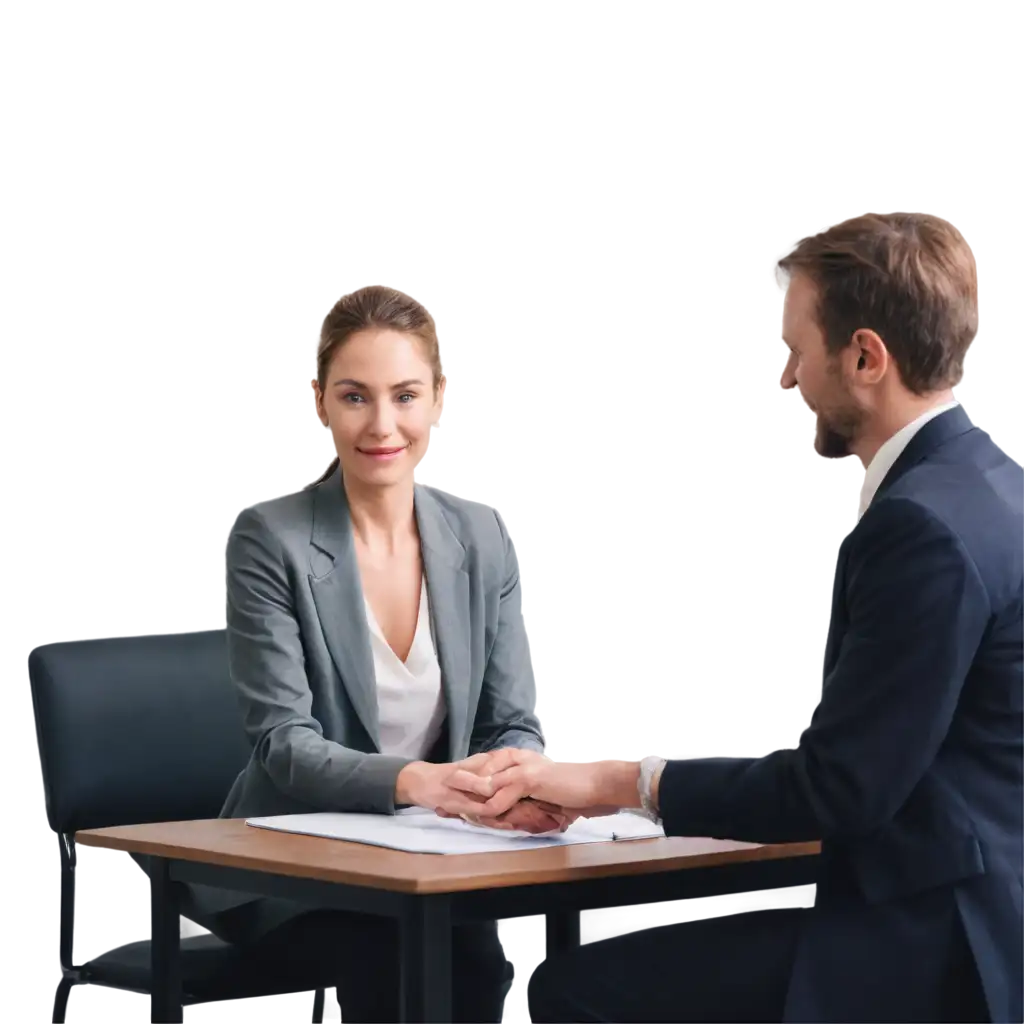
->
xmin=245 ymin=806 xmax=664 ymax=855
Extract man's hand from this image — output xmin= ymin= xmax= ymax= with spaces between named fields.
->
xmin=471 ymin=751 xmax=643 ymax=819
xmin=463 ymin=799 xmax=575 ymax=834
xmin=395 ymin=753 xmax=509 ymax=816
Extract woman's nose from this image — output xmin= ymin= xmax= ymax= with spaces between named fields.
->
xmin=370 ymin=403 xmax=397 ymax=436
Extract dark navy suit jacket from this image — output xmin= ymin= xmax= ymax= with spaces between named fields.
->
xmin=660 ymin=407 xmax=1022 ymax=1022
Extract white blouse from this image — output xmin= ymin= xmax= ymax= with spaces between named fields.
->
xmin=365 ymin=576 xmax=447 ymax=760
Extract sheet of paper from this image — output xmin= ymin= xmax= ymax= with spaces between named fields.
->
xmin=246 ymin=806 xmax=664 ymax=855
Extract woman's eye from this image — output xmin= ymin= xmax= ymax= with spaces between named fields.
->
xmin=342 ymin=393 xmax=365 ymax=404
xmin=396 ymin=393 xmax=416 ymax=404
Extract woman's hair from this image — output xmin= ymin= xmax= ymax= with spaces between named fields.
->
xmin=309 ymin=285 xmax=443 ymax=486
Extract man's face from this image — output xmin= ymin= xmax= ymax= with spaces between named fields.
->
xmin=780 ymin=273 xmax=864 ymax=458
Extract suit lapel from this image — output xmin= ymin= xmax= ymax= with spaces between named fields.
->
xmin=307 ymin=468 xmax=381 ymax=750
xmin=415 ymin=486 xmax=471 ymax=762
xmin=819 ymin=520 xmax=860 ymax=688
xmin=823 ymin=407 xmax=975 ymax=693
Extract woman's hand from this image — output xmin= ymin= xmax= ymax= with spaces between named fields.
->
xmin=429 ymin=749 xmax=573 ymax=833
xmin=395 ymin=752 xmax=508 ymax=816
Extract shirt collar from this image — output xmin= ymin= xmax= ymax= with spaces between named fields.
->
xmin=858 ymin=400 xmax=960 ymax=520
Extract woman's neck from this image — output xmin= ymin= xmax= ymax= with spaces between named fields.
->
xmin=344 ymin=476 xmax=418 ymax=556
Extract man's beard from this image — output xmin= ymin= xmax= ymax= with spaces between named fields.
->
xmin=814 ymin=406 xmax=862 ymax=459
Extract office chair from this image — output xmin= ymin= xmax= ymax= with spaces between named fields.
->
xmin=29 ymin=630 xmax=328 ymax=1022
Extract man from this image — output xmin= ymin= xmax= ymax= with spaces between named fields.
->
xmin=468 ymin=214 xmax=1023 ymax=1022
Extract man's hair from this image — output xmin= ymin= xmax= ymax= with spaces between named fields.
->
xmin=778 ymin=213 xmax=977 ymax=393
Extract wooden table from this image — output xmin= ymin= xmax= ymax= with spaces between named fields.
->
xmin=77 ymin=819 xmax=820 ymax=1022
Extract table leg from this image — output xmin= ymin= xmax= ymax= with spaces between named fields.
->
xmin=400 ymin=894 xmax=452 ymax=1022
xmin=546 ymin=908 xmax=581 ymax=956
xmin=150 ymin=857 xmax=182 ymax=1023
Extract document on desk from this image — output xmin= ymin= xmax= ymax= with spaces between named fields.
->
xmin=245 ymin=807 xmax=664 ymax=855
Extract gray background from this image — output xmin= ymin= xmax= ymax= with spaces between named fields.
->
xmin=2 ymin=6 xmax=1024 ymax=1015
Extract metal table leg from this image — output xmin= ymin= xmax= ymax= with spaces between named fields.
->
xmin=400 ymin=894 xmax=452 ymax=1022
xmin=150 ymin=858 xmax=182 ymax=1023
xmin=545 ymin=908 xmax=581 ymax=956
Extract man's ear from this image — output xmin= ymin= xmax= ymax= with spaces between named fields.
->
xmin=847 ymin=327 xmax=888 ymax=385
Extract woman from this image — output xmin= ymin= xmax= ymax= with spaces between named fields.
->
xmin=189 ymin=285 xmax=559 ymax=1022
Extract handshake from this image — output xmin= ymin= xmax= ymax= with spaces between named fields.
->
xmin=395 ymin=749 xmax=641 ymax=835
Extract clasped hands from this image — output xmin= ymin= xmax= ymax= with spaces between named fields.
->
xmin=397 ymin=749 xmax=634 ymax=835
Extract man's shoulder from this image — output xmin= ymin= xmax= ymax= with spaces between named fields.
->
xmin=860 ymin=439 xmax=1022 ymax=604
xmin=885 ymin=425 xmax=1022 ymax=531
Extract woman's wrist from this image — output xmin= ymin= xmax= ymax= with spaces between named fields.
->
xmin=395 ymin=761 xmax=430 ymax=805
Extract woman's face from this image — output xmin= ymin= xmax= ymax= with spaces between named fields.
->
xmin=313 ymin=328 xmax=444 ymax=490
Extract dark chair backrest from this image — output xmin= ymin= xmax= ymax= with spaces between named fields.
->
xmin=29 ymin=630 xmax=252 ymax=834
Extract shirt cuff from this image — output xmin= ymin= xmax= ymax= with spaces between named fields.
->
xmin=636 ymin=756 xmax=667 ymax=821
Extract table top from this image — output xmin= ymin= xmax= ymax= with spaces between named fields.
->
xmin=77 ymin=818 xmax=820 ymax=895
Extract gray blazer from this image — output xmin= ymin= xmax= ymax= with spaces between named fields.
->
xmin=220 ymin=465 xmax=545 ymax=821
xmin=131 ymin=467 xmax=545 ymax=939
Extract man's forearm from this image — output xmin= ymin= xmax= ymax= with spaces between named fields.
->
xmin=594 ymin=760 xmax=643 ymax=808
xmin=592 ymin=758 xmax=667 ymax=813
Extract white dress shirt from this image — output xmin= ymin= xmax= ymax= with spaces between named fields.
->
xmin=858 ymin=401 xmax=959 ymax=519
xmin=365 ymin=576 xmax=447 ymax=759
